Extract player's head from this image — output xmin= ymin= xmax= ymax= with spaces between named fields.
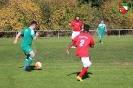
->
xmin=75 ymin=16 xmax=80 ymax=21
xmin=101 ymin=20 xmax=104 ymax=24
xmin=30 ymin=21 xmax=37 ymax=30
xmin=83 ymin=24 xmax=89 ymax=32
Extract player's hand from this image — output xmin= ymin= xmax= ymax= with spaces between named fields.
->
xmin=36 ymin=32 xmax=39 ymax=37
xmin=13 ymin=39 xmax=17 ymax=44
xmin=66 ymin=50 xmax=69 ymax=55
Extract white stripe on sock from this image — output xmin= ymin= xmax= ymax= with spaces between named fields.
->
xmin=29 ymin=57 xmax=32 ymax=60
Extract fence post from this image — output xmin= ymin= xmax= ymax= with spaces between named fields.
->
xmin=16 ymin=31 xmax=18 ymax=37
xmin=58 ymin=30 xmax=59 ymax=39
xmin=119 ymin=29 xmax=120 ymax=38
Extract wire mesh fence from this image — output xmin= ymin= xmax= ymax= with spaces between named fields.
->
xmin=0 ymin=29 xmax=133 ymax=38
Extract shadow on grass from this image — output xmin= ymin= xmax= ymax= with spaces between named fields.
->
xmin=19 ymin=65 xmax=42 ymax=71
xmin=96 ymin=41 xmax=106 ymax=44
xmin=67 ymin=72 xmax=93 ymax=79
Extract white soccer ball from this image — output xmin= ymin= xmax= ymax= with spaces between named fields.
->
xmin=35 ymin=62 xmax=42 ymax=69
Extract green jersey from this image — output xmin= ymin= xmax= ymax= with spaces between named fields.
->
xmin=20 ymin=27 xmax=36 ymax=47
xmin=98 ymin=23 xmax=106 ymax=36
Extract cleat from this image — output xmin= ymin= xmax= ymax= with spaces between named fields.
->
xmin=25 ymin=66 xmax=31 ymax=72
xmin=101 ymin=42 xmax=103 ymax=43
xmin=77 ymin=76 xmax=83 ymax=82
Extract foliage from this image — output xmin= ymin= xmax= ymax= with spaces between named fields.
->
xmin=102 ymin=0 xmax=133 ymax=29
xmin=0 ymin=0 xmax=133 ymax=30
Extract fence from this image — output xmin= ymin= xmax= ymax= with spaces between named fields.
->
xmin=107 ymin=29 xmax=133 ymax=38
xmin=0 ymin=29 xmax=133 ymax=38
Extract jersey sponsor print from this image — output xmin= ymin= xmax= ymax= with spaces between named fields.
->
xmin=73 ymin=33 xmax=94 ymax=57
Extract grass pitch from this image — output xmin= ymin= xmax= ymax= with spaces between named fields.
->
xmin=0 ymin=36 xmax=133 ymax=88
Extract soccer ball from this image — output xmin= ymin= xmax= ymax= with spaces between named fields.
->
xmin=35 ymin=62 xmax=42 ymax=69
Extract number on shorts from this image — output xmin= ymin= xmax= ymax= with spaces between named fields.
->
xmin=79 ymin=39 xmax=85 ymax=47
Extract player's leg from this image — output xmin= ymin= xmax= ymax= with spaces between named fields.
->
xmin=27 ymin=51 xmax=35 ymax=66
xmin=98 ymin=31 xmax=102 ymax=43
xmin=73 ymin=32 xmax=80 ymax=46
xmin=71 ymin=31 xmax=76 ymax=48
xmin=25 ymin=51 xmax=35 ymax=71
xmin=71 ymin=31 xmax=80 ymax=48
xmin=100 ymin=34 xmax=104 ymax=43
xmin=24 ymin=54 xmax=30 ymax=70
xmin=21 ymin=46 xmax=30 ymax=70
xmin=99 ymin=35 xmax=102 ymax=43
xmin=77 ymin=57 xmax=92 ymax=81
xmin=22 ymin=46 xmax=35 ymax=70
xmin=79 ymin=57 xmax=91 ymax=77
xmin=71 ymin=31 xmax=74 ymax=48
xmin=71 ymin=31 xmax=75 ymax=40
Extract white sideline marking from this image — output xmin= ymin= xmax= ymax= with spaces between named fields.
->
xmin=44 ymin=65 xmax=133 ymax=68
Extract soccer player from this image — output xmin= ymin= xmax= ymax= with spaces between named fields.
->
xmin=13 ymin=21 xmax=39 ymax=71
xmin=66 ymin=24 xmax=94 ymax=82
xmin=69 ymin=16 xmax=83 ymax=48
xmin=96 ymin=21 xmax=107 ymax=43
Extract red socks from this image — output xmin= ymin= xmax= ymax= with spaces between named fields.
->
xmin=78 ymin=67 xmax=88 ymax=78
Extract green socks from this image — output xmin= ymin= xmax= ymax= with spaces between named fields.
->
xmin=24 ymin=59 xmax=28 ymax=70
xmin=100 ymin=38 xmax=102 ymax=43
xmin=24 ymin=56 xmax=34 ymax=70
xmin=99 ymin=37 xmax=102 ymax=43
xmin=27 ymin=56 xmax=34 ymax=66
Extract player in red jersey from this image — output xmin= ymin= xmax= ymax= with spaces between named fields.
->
xmin=69 ymin=16 xmax=83 ymax=48
xmin=66 ymin=24 xmax=94 ymax=82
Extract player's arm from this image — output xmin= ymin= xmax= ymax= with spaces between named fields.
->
xmin=90 ymin=36 xmax=95 ymax=48
xmin=66 ymin=41 xmax=74 ymax=55
xmin=69 ymin=22 xmax=71 ymax=26
xmin=96 ymin=24 xmax=100 ymax=32
xmin=81 ymin=23 xmax=84 ymax=31
xmin=96 ymin=28 xmax=98 ymax=32
xmin=69 ymin=21 xmax=73 ymax=26
xmin=105 ymin=27 xmax=107 ymax=32
xmin=90 ymin=44 xmax=94 ymax=48
xmin=13 ymin=32 xmax=21 ymax=44
xmin=104 ymin=24 xmax=107 ymax=32
xmin=33 ymin=32 xmax=39 ymax=40
xmin=105 ymin=28 xmax=107 ymax=32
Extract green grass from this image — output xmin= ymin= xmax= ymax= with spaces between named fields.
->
xmin=0 ymin=36 xmax=133 ymax=88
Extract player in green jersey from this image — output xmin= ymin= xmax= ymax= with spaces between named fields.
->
xmin=96 ymin=21 xmax=107 ymax=43
xmin=13 ymin=21 xmax=39 ymax=71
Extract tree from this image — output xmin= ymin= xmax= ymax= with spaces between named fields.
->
xmin=0 ymin=0 xmax=133 ymax=30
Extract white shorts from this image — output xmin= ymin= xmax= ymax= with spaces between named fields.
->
xmin=71 ymin=31 xmax=80 ymax=39
xmin=81 ymin=57 xmax=92 ymax=67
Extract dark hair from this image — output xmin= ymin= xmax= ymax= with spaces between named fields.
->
xmin=30 ymin=21 xmax=37 ymax=25
xmin=83 ymin=24 xmax=89 ymax=32
xmin=75 ymin=16 xmax=80 ymax=19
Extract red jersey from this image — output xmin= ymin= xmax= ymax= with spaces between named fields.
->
xmin=73 ymin=33 xmax=94 ymax=57
xmin=71 ymin=20 xmax=83 ymax=31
